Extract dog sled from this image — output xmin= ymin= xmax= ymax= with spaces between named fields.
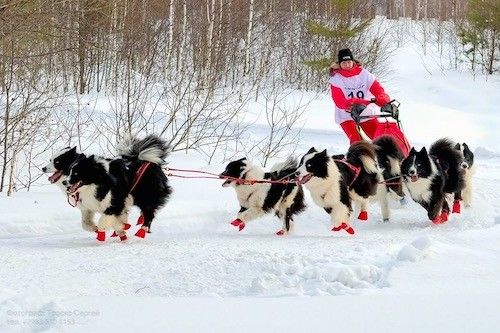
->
xmin=350 ymin=100 xmax=412 ymax=156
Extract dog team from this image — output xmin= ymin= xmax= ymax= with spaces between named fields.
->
xmin=43 ymin=134 xmax=474 ymax=241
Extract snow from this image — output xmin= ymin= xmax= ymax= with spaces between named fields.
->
xmin=1 ymin=30 xmax=500 ymax=333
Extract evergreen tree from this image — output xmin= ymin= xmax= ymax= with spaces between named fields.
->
xmin=459 ymin=0 xmax=499 ymax=74
xmin=303 ymin=0 xmax=371 ymax=71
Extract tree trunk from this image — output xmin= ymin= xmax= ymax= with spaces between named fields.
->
xmin=243 ymin=0 xmax=254 ymax=76
xmin=78 ymin=0 xmax=86 ymax=95
xmin=487 ymin=29 xmax=496 ymax=74
xmin=0 ymin=39 xmax=14 ymax=192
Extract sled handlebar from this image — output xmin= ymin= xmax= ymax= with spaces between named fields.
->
xmin=350 ymin=99 xmax=400 ymax=124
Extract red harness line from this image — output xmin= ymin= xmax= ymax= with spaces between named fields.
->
xmin=165 ymin=167 xmax=308 ymax=185
xmin=334 ymin=159 xmax=361 ymax=188
xmin=334 ymin=160 xmax=403 ymax=187
xmin=129 ymin=162 xmax=152 ymax=193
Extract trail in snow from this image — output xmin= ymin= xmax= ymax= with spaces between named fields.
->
xmin=0 ymin=159 xmax=497 ymax=301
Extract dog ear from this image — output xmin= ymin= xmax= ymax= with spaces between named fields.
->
xmin=320 ymin=149 xmax=327 ymax=156
xmin=463 ymin=142 xmax=469 ymax=151
xmin=70 ymin=146 xmax=77 ymax=153
xmin=419 ymin=147 xmax=428 ymax=155
xmin=332 ymin=154 xmax=345 ymax=160
xmin=307 ymin=147 xmax=317 ymax=154
xmin=237 ymin=157 xmax=246 ymax=161
xmin=455 ymin=143 xmax=461 ymax=150
xmin=409 ymin=147 xmax=416 ymax=155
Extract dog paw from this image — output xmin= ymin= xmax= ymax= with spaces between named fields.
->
xmin=96 ymin=231 xmax=106 ymax=242
xmin=431 ymin=216 xmax=443 ymax=224
xmin=332 ymin=222 xmax=355 ymax=235
xmin=135 ymin=228 xmax=147 ymax=238
xmin=357 ymin=211 xmax=368 ymax=221
xmin=332 ymin=222 xmax=355 ymax=234
xmin=344 ymin=225 xmax=355 ymax=234
xmin=452 ymin=200 xmax=461 ymax=214
xmin=230 ymin=219 xmax=245 ymax=231
xmin=331 ymin=223 xmax=345 ymax=232
xmin=276 ymin=229 xmax=285 ymax=236
xmin=440 ymin=210 xmax=449 ymax=222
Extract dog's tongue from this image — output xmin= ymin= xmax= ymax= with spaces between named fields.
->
xmin=48 ymin=170 xmax=63 ymax=183
xmin=411 ymin=175 xmax=418 ymax=182
xmin=300 ymin=173 xmax=313 ymax=184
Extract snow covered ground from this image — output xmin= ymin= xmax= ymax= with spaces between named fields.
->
xmin=1 ymin=44 xmax=500 ymax=332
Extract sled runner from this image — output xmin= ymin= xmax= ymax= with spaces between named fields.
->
xmin=350 ymin=100 xmax=412 ymax=157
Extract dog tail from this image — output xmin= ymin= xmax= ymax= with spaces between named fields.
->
xmin=117 ymin=134 xmax=170 ymax=164
xmin=270 ymin=156 xmax=299 ymax=179
xmin=373 ymin=135 xmax=404 ymax=161
xmin=429 ymin=138 xmax=459 ymax=159
xmin=346 ymin=141 xmax=378 ymax=174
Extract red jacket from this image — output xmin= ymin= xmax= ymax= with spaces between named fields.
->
xmin=330 ymin=64 xmax=390 ymax=110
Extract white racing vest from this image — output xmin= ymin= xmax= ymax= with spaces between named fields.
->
xmin=329 ymin=68 xmax=381 ymax=124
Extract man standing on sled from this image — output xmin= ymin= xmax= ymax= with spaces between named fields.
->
xmin=329 ymin=48 xmax=391 ymax=144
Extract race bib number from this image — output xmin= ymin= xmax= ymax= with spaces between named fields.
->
xmin=347 ymin=91 xmax=365 ymax=99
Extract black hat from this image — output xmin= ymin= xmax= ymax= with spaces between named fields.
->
xmin=338 ymin=48 xmax=354 ymax=63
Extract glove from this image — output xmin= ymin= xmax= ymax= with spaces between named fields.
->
xmin=374 ymin=93 xmax=390 ymax=107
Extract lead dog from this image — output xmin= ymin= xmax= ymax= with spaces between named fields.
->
xmin=64 ymin=135 xmax=172 ymax=241
xmin=401 ymin=138 xmax=465 ymax=224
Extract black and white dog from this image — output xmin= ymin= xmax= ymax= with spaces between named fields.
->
xmin=373 ymin=135 xmax=406 ymax=222
xmin=401 ymin=138 xmax=465 ymax=224
xmin=298 ymin=141 xmax=379 ymax=234
xmin=454 ymin=142 xmax=475 ymax=210
xmin=64 ymin=135 xmax=172 ymax=241
xmin=220 ymin=157 xmax=306 ymax=235
xmin=42 ymin=147 xmax=96 ymax=232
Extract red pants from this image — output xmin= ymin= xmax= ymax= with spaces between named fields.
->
xmin=340 ymin=119 xmax=379 ymax=144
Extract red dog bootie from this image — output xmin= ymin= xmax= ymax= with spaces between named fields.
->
xmin=331 ymin=223 xmax=345 ymax=232
xmin=358 ymin=211 xmax=368 ymax=221
xmin=332 ymin=222 xmax=355 ymax=235
xmin=276 ymin=229 xmax=285 ymax=236
xmin=96 ymin=231 xmax=106 ymax=242
xmin=230 ymin=219 xmax=245 ymax=231
xmin=136 ymin=215 xmax=145 ymax=225
xmin=344 ymin=224 xmax=355 ymax=235
xmin=440 ymin=210 xmax=449 ymax=223
xmin=135 ymin=228 xmax=146 ymax=238
xmin=452 ymin=200 xmax=461 ymax=214
xmin=432 ymin=216 xmax=442 ymax=224
xmin=112 ymin=223 xmax=131 ymax=237
xmin=119 ymin=234 xmax=128 ymax=241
